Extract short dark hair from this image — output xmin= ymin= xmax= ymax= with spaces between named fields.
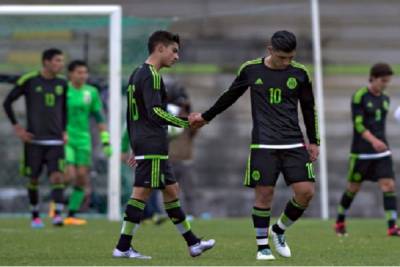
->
xmin=42 ymin=48 xmax=63 ymax=63
xmin=68 ymin=60 xmax=88 ymax=72
xmin=147 ymin=30 xmax=180 ymax=54
xmin=270 ymin=30 xmax=297 ymax=52
xmin=370 ymin=63 xmax=393 ymax=79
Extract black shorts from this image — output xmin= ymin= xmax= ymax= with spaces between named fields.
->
xmin=134 ymin=158 xmax=176 ymax=189
xmin=20 ymin=144 xmax=65 ymax=178
xmin=347 ymin=155 xmax=395 ymax=183
xmin=243 ymin=147 xmax=315 ymax=187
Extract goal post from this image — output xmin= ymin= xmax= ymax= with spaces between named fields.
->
xmin=0 ymin=5 xmax=122 ymax=221
xmin=310 ymin=0 xmax=329 ymax=219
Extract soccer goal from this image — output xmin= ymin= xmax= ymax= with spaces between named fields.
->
xmin=0 ymin=5 xmax=122 ymax=221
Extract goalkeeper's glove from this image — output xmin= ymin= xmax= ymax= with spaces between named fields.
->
xmin=100 ymin=131 xmax=113 ymax=157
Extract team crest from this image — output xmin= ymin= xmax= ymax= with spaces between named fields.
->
xmin=35 ymin=86 xmax=43 ymax=93
xmin=252 ymin=170 xmax=261 ymax=181
xmin=83 ymin=91 xmax=92 ymax=104
xmin=286 ymin=77 xmax=297 ymax=89
xmin=367 ymin=102 xmax=373 ymax=108
xmin=55 ymin=85 xmax=64 ymax=95
xmin=383 ymin=100 xmax=389 ymax=111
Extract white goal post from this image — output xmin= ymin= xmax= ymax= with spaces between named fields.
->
xmin=0 ymin=5 xmax=122 ymax=221
xmin=311 ymin=0 xmax=329 ymax=219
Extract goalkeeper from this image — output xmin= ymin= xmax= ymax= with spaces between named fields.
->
xmin=63 ymin=60 xmax=112 ymax=225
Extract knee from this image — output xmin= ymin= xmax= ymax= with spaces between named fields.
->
xmin=381 ymin=181 xmax=396 ymax=192
xmin=347 ymin=183 xmax=361 ymax=193
xmin=296 ymin=187 xmax=315 ymax=203
xmin=50 ymin=172 xmax=64 ymax=184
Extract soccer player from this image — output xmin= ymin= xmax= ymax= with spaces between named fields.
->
xmin=3 ymin=48 xmax=68 ymax=228
xmin=63 ymin=60 xmax=112 ymax=225
xmin=112 ymin=30 xmax=215 ymax=259
xmin=335 ymin=63 xmax=400 ymax=236
xmin=189 ymin=30 xmax=319 ymax=260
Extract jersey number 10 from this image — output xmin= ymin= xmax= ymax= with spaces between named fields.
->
xmin=269 ymin=88 xmax=282 ymax=104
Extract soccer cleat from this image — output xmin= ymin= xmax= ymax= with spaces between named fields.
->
xmin=335 ymin=222 xmax=348 ymax=237
xmin=31 ymin=218 xmax=44 ymax=229
xmin=64 ymin=217 xmax=87 ymax=226
xmin=387 ymin=225 xmax=400 ymax=236
xmin=52 ymin=215 xmax=64 ymax=226
xmin=256 ymin=248 xmax=276 ymax=260
xmin=270 ymin=228 xmax=291 ymax=258
xmin=189 ymin=239 xmax=216 ymax=257
xmin=112 ymin=247 xmax=152 ymax=259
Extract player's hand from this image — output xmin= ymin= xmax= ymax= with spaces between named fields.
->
xmin=371 ymin=139 xmax=387 ymax=152
xmin=63 ymin=132 xmax=68 ymax=144
xmin=14 ymin=124 xmax=34 ymax=143
xmin=307 ymin=143 xmax=319 ymax=162
xmin=189 ymin=112 xmax=207 ymax=129
xmin=126 ymin=153 xmax=137 ymax=168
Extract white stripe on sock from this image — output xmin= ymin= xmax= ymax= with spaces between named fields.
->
xmin=256 ymin=238 xmax=268 ymax=245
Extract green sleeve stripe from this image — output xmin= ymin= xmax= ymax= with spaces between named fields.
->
xmin=354 ymin=115 xmax=366 ymax=133
xmin=352 ymin=87 xmax=368 ymax=104
xmin=16 ymin=71 xmax=39 ymax=86
xmin=291 ymin=61 xmax=312 ymax=82
xmin=149 ymin=65 xmax=161 ymax=90
xmin=237 ymin=58 xmax=262 ymax=76
xmin=164 ymin=200 xmax=181 ymax=210
xmin=314 ymin=106 xmax=320 ymax=144
xmin=252 ymin=208 xmax=271 ymax=217
xmin=127 ymin=199 xmax=145 ymax=210
xmin=153 ymin=107 xmax=189 ymax=128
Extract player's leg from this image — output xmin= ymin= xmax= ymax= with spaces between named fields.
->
xmin=270 ymin=147 xmax=315 ymax=258
xmin=335 ymin=182 xmax=361 ymax=236
xmin=379 ymin=178 xmax=399 ymax=235
xmin=23 ymin=143 xmax=45 ymax=228
xmin=244 ymin=148 xmax=279 ymax=260
xmin=46 ymin=146 xmax=66 ymax=226
xmin=113 ymin=186 xmax=152 ymax=259
xmin=374 ymin=156 xmax=399 ymax=236
xmin=162 ymin=160 xmax=215 ymax=257
xmin=65 ymin=145 xmax=90 ymax=223
xmin=253 ymin=185 xmax=275 ymax=260
xmin=64 ymin=166 xmax=88 ymax=225
xmin=113 ymin=158 xmax=153 ymax=259
xmin=335 ymin=155 xmax=367 ymax=236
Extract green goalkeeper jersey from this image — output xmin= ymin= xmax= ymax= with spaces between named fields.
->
xmin=67 ymin=83 xmax=104 ymax=148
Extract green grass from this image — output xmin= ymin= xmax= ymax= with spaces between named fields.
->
xmin=0 ymin=218 xmax=398 ymax=265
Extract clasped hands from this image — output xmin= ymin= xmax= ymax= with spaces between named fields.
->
xmin=188 ymin=112 xmax=207 ymax=129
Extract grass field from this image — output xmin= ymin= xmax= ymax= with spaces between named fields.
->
xmin=0 ymin=217 xmax=399 ymax=266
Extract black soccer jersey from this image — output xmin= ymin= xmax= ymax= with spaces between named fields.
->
xmin=3 ymin=71 xmax=68 ymax=141
xmin=126 ymin=63 xmax=189 ymax=156
xmin=350 ymin=87 xmax=390 ymax=154
xmin=202 ymin=58 xmax=319 ymax=146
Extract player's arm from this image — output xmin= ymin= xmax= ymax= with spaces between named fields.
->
xmin=91 ymin=89 xmax=112 ymax=157
xmin=62 ymin=82 xmax=68 ymax=143
xmin=143 ymin=76 xmax=189 ymax=128
xmin=2 ymin=81 xmax=33 ymax=142
xmin=299 ymin=77 xmax=319 ymax=146
xmin=200 ymin=68 xmax=250 ymax=123
xmin=351 ymin=93 xmax=387 ymax=152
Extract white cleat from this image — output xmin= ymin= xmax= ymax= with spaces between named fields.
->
xmin=189 ymin=239 xmax=216 ymax=257
xmin=270 ymin=228 xmax=291 ymax=257
xmin=256 ymin=248 xmax=276 ymax=260
xmin=112 ymin=247 xmax=152 ymax=259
